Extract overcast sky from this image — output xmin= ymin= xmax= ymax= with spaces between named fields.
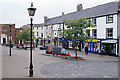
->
xmin=0 ymin=0 xmax=118 ymax=28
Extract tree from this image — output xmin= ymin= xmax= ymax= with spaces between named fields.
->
xmin=63 ymin=18 xmax=94 ymax=57
xmin=15 ymin=28 xmax=35 ymax=46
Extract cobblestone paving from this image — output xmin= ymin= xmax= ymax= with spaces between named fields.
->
xmin=2 ymin=45 xmax=118 ymax=78
xmin=40 ymin=60 xmax=118 ymax=78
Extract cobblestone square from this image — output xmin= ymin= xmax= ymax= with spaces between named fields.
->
xmin=1 ymin=45 xmax=118 ymax=78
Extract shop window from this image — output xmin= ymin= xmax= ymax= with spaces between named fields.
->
xmin=106 ymin=28 xmax=113 ymax=38
xmin=106 ymin=15 xmax=113 ymax=23
xmin=92 ymin=18 xmax=96 ymax=26
xmin=69 ymin=42 xmax=73 ymax=48
xmin=92 ymin=29 xmax=97 ymax=38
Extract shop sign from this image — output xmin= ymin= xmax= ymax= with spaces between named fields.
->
xmin=85 ymin=39 xmax=99 ymax=42
xmin=102 ymin=40 xmax=117 ymax=43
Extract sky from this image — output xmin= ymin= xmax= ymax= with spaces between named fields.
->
xmin=0 ymin=0 xmax=118 ymax=28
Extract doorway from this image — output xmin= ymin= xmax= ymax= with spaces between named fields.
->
xmin=103 ymin=43 xmax=116 ymax=56
xmin=3 ymin=38 xmax=6 ymax=44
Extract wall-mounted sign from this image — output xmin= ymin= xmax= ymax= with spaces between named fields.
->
xmin=102 ymin=40 xmax=117 ymax=43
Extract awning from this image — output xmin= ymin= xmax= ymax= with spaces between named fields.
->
xmin=65 ymin=39 xmax=72 ymax=41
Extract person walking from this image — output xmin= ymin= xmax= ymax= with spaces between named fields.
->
xmin=85 ymin=45 xmax=88 ymax=55
xmin=61 ymin=48 xmax=66 ymax=59
xmin=100 ymin=47 xmax=105 ymax=56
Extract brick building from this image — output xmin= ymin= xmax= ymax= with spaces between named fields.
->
xmin=0 ymin=24 xmax=22 ymax=44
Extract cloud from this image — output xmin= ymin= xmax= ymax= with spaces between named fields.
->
xmin=0 ymin=0 xmax=118 ymax=28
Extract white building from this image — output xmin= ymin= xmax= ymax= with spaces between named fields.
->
xmin=33 ymin=1 xmax=120 ymax=56
xmin=33 ymin=24 xmax=44 ymax=45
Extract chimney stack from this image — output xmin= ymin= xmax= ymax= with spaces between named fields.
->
xmin=62 ymin=12 xmax=64 ymax=15
xmin=44 ymin=16 xmax=48 ymax=23
xmin=77 ymin=4 xmax=83 ymax=11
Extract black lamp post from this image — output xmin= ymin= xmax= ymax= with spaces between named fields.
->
xmin=9 ymin=24 xmax=12 ymax=56
xmin=27 ymin=2 xmax=36 ymax=77
xmin=62 ymin=23 xmax=65 ymax=48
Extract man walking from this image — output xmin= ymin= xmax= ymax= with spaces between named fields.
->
xmin=61 ymin=48 xmax=66 ymax=59
xmin=85 ymin=45 xmax=88 ymax=55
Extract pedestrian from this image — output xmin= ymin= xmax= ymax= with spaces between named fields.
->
xmin=100 ymin=47 xmax=104 ymax=56
xmin=33 ymin=43 xmax=35 ymax=49
xmin=85 ymin=45 xmax=88 ymax=55
xmin=61 ymin=48 xmax=66 ymax=59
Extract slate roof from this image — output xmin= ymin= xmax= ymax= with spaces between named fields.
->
xmin=45 ymin=1 xmax=120 ymax=25
xmin=20 ymin=24 xmax=30 ymax=29
xmin=33 ymin=23 xmax=44 ymax=27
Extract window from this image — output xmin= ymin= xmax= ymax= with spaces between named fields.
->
xmin=86 ymin=30 xmax=90 ymax=37
xmin=92 ymin=18 xmax=96 ymax=26
xmin=41 ymin=33 xmax=43 ymax=37
xmin=106 ymin=28 xmax=113 ymax=38
xmin=69 ymin=42 xmax=72 ymax=48
xmin=106 ymin=15 xmax=113 ymax=23
xmin=92 ymin=29 xmax=97 ymax=38
xmin=37 ymin=32 xmax=38 ymax=36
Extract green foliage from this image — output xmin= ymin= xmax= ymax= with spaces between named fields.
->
xmin=15 ymin=28 xmax=35 ymax=42
xmin=64 ymin=18 xmax=94 ymax=47
xmin=15 ymin=32 xmax=22 ymax=41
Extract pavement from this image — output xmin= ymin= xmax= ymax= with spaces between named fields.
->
xmin=2 ymin=45 xmax=63 ymax=78
xmin=1 ymin=45 xmax=118 ymax=78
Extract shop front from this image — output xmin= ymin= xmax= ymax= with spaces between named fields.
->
xmin=43 ymin=38 xmax=50 ymax=47
xmin=84 ymin=39 xmax=100 ymax=54
xmin=64 ymin=39 xmax=83 ymax=51
xmin=64 ymin=39 xmax=72 ymax=49
xmin=101 ymin=40 xmax=118 ymax=56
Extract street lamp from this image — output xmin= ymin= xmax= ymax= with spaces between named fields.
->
xmin=9 ymin=24 xmax=12 ymax=56
xmin=27 ymin=2 xmax=36 ymax=77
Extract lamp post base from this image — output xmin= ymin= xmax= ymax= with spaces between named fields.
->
xmin=29 ymin=70 xmax=33 ymax=77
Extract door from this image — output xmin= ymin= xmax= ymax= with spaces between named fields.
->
xmin=3 ymin=38 xmax=6 ymax=43
xmin=103 ymin=43 xmax=116 ymax=56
